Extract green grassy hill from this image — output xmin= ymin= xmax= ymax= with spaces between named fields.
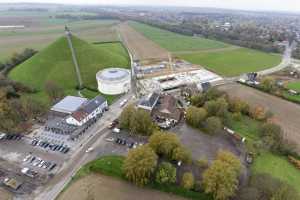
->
xmin=9 ymin=35 xmax=129 ymax=105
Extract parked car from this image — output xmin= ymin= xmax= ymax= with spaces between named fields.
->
xmin=105 ymin=137 xmax=114 ymax=142
xmin=85 ymin=147 xmax=94 ymax=153
xmin=112 ymin=128 xmax=120 ymax=134
xmin=49 ymin=163 xmax=57 ymax=171
xmin=23 ymin=154 xmax=32 ymax=162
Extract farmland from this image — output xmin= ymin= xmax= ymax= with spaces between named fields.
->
xmin=9 ymin=36 xmax=129 ymax=105
xmin=129 ymin=21 xmax=229 ymax=52
xmin=0 ymin=11 xmax=120 ymax=62
xmin=118 ymin=22 xmax=169 ymax=60
xmin=178 ymin=48 xmax=281 ymax=76
xmin=129 ymin=21 xmax=282 ymax=76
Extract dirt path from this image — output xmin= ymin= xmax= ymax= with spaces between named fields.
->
xmin=58 ymin=174 xmax=187 ymax=200
xmin=0 ymin=188 xmax=12 ymax=200
xmin=174 ymin=46 xmax=241 ymax=55
xmin=218 ymin=83 xmax=300 ymax=151
xmin=118 ymin=22 xmax=169 ymax=61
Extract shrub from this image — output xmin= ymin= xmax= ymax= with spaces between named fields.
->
xmin=204 ymin=116 xmax=223 ymax=135
xmin=288 ymin=156 xmax=300 ymax=170
xmin=123 ymin=145 xmax=158 ymax=186
xmin=155 ymin=162 xmax=177 ymax=184
xmin=181 ymin=172 xmax=195 ymax=190
xmin=196 ymin=158 xmax=209 ymax=169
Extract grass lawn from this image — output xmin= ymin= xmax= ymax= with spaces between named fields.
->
xmin=178 ymin=48 xmax=281 ymax=77
xmin=252 ymin=152 xmax=300 ymax=193
xmin=129 ymin=21 xmax=229 ymax=52
xmin=228 ymin=115 xmax=261 ymax=141
xmin=67 ymin=155 xmax=212 ymax=200
xmin=9 ymin=36 xmax=129 ymax=105
xmin=286 ymin=81 xmax=300 ymax=92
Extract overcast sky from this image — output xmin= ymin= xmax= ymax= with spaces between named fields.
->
xmin=1 ymin=0 xmax=300 ymax=12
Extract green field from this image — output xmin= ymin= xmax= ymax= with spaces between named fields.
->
xmin=252 ymin=152 xmax=300 ymax=193
xmin=179 ymin=48 xmax=281 ymax=76
xmin=286 ymin=81 xmax=300 ymax=92
xmin=129 ymin=21 xmax=229 ymax=52
xmin=9 ymin=36 xmax=129 ymax=105
xmin=228 ymin=115 xmax=261 ymax=141
xmin=0 ymin=18 xmax=120 ymax=62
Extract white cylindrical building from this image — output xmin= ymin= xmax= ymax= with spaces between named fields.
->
xmin=96 ymin=68 xmax=131 ymax=95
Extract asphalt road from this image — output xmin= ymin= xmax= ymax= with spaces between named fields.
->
xmin=16 ymin=93 xmax=134 ymax=200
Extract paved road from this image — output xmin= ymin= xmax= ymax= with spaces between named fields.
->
xmin=257 ymin=41 xmax=295 ymax=76
xmin=16 ymin=93 xmax=133 ymax=200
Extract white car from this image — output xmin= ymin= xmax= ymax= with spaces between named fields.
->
xmin=119 ymin=99 xmax=128 ymax=107
xmin=38 ymin=161 xmax=45 ymax=168
xmin=23 ymin=154 xmax=32 ymax=162
xmin=105 ymin=137 xmax=114 ymax=142
xmin=85 ymin=147 xmax=94 ymax=153
xmin=112 ymin=128 xmax=120 ymax=134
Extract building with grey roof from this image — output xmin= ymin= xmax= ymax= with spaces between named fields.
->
xmin=66 ymin=95 xmax=108 ymax=126
xmin=51 ymin=96 xmax=88 ymax=114
xmin=137 ymin=92 xmax=160 ymax=111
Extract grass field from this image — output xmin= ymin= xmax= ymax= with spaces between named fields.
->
xmin=252 ymin=152 xmax=300 ymax=193
xmin=9 ymin=36 xmax=129 ymax=105
xmin=228 ymin=115 xmax=261 ymax=141
xmin=179 ymin=48 xmax=281 ymax=76
xmin=129 ymin=21 xmax=229 ymax=52
xmin=286 ymin=81 xmax=300 ymax=92
xmin=0 ymin=16 xmax=119 ymax=62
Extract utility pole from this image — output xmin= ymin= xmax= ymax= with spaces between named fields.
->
xmin=65 ymin=26 xmax=83 ymax=89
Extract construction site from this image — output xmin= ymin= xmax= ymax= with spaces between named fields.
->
xmin=118 ymin=22 xmax=223 ymax=96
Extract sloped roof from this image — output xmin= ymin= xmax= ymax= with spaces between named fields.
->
xmin=139 ymin=92 xmax=160 ymax=109
xmin=70 ymin=95 xmax=106 ymax=122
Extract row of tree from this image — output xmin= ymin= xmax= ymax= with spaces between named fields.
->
xmin=0 ymin=48 xmax=37 ymax=75
xmin=124 ymin=137 xmax=243 ymax=200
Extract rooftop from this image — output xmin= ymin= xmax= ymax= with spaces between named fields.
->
xmin=96 ymin=68 xmax=130 ymax=81
xmin=51 ymin=96 xmax=88 ymax=114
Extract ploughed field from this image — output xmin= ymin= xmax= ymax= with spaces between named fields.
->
xmin=218 ymin=83 xmax=300 ymax=152
xmin=0 ymin=10 xmax=119 ymax=62
xmin=129 ymin=21 xmax=281 ymax=76
xmin=58 ymin=174 xmax=187 ymax=200
xmin=118 ymin=22 xmax=169 ymax=60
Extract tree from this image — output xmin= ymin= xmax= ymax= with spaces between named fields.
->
xmin=250 ymin=106 xmax=267 ymax=121
xmin=203 ymin=160 xmax=239 ymax=200
xmin=181 ymin=172 xmax=194 ymax=190
xmin=205 ymin=116 xmax=222 ymax=134
xmin=203 ymin=151 xmax=241 ymax=200
xmin=190 ymin=93 xmax=205 ymax=107
xmin=186 ymin=106 xmax=207 ymax=128
xmin=149 ymin=131 xmax=180 ymax=157
xmin=45 ymin=80 xmax=64 ymax=102
xmin=155 ymin=162 xmax=176 ymax=185
xmin=228 ymin=98 xmax=249 ymax=115
xmin=260 ymin=123 xmax=283 ymax=151
xmin=216 ymin=151 xmax=241 ymax=174
xmin=130 ymin=109 xmax=155 ymax=135
xmin=123 ymin=145 xmax=158 ymax=186
xmin=260 ymin=76 xmax=276 ymax=92
xmin=119 ymin=104 xmax=135 ymax=129
xmin=171 ymin=146 xmax=191 ymax=164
